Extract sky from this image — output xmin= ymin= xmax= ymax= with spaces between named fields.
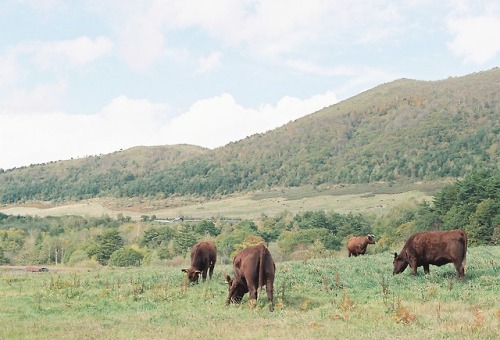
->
xmin=1 ymin=0 xmax=499 ymax=170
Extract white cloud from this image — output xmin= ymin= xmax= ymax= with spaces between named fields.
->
xmin=194 ymin=51 xmax=222 ymax=75
xmin=286 ymin=59 xmax=398 ymax=92
xmin=18 ymin=0 xmax=67 ymax=12
xmin=18 ymin=36 xmax=114 ymax=70
xmin=161 ymin=91 xmax=338 ymax=148
xmin=0 ymin=36 xmax=113 ymax=113
xmin=0 ymin=81 xmax=67 ymax=113
xmin=447 ymin=15 xmax=500 ymax=64
xmin=0 ymin=95 xmax=170 ymax=169
xmin=0 ymin=92 xmax=338 ymax=169
xmin=0 ymin=52 xmax=21 ymax=90
xmin=0 ymin=36 xmax=113 ymax=91
xmin=94 ymin=0 xmax=406 ymax=70
xmin=116 ymin=13 xmax=166 ymax=72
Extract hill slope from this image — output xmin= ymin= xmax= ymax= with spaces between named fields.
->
xmin=0 ymin=144 xmax=208 ymax=202
xmin=215 ymin=69 xmax=499 ymax=186
xmin=1 ymin=68 xmax=498 ymax=204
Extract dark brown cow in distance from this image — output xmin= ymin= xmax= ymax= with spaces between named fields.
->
xmin=347 ymin=234 xmax=376 ymax=257
xmin=182 ymin=241 xmax=217 ymax=283
xmin=393 ymin=229 xmax=467 ymax=279
xmin=225 ymin=244 xmax=275 ymax=311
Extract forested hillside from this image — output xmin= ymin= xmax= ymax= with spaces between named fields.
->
xmin=0 ymin=169 xmax=497 ymax=268
xmin=1 ymin=68 xmax=498 ymax=204
xmin=0 ymin=145 xmax=208 ymax=202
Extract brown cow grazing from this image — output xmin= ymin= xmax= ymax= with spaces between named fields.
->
xmin=182 ymin=241 xmax=217 ymax=283
xmin=347 ymin=234 xmax=376 ymax=257
xmin=225 ymin=244 xmax=275 ymax=311
xmin=393 ymin=229 xmax=467 ymax=280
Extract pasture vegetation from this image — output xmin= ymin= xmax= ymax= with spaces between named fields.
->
xmin=0 ymin=246 xmax=499 ymax=339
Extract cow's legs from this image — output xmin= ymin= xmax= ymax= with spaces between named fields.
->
xmin=423 ymin=264 xmax=430 ymax=274
xmin=208 ymin=263 xmax=215 ymax=280
xmin=226 ymin=282 xmax=238 ymax=305
xmin=266 ymin=279 xmax=274 ymax=311
xmin=248 ymin=284 xmax=258 ymax=300
xmin=201 ymin=269 xmax=208 ymax=282
xmin=454 ymin=261 xmax=465 ymax=281
xmin=408 ymin=259 xmax=418 ymax=276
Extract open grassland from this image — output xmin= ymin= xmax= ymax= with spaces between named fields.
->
xmin=1 ymin=246 xmax=498 ymax=339
xmin=0 ymin=182 xmax=437 ymax=220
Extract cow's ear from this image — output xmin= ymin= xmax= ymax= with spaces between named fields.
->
xmin=181 ymin=269 xmax=188 ymax=273
xmin=225 ymin=275 xmax=232 ymax=284
xmin=393 ymin=252 xmax=398 ymax=259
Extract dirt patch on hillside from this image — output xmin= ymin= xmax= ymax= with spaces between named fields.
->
xmin=13 ymin=202 xmax=56 ymax=209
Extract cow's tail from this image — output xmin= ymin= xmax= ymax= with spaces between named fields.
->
xmin=462 ymin=230 xmax=468 ymax=274
xmin=257 ymin=245 xmax=265 ymax=302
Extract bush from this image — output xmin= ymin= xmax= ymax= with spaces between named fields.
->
xmin=108 ymin=248 xmax=143 ymax=267
xmin=67 ymin=249 xmax=90 ymax=266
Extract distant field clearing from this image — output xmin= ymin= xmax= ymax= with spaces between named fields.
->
xmin=0 ymin=189 xmax=433 ymax=220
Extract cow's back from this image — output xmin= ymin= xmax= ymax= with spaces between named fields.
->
xmin=191 ymin=241 xmax=217 ymax=268
xmin=406 ymin=229 xmax=467 ymax=264
xmin=347 ymin=236 xmax=364 ymax=247
xmin=234 ymin=244 xmax=275 ymax=284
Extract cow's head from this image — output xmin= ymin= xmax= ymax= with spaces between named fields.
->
xmin=393 ymin=252 xmax=408 ymax=275
xmin=366 ymin=234 xmax=376 ymax=244
xmin=225 ymin=274 xmax=248 ymax=304
xmin=181 ymin=268 xmax=202 ymax=283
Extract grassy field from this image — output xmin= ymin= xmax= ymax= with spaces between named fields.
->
xmin=0 ymin=182 xmax=438 ymax=220
xmin=1 ymin=246 xmax=498 ymax=339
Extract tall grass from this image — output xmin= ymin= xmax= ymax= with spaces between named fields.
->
xmin=1 ymin=246 xmax=498 ymax=339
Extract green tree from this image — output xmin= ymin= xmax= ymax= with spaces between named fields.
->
xmin=141 ymin=228 xmax=160 ymax=248
xmin=233 ymin=235 xmax=265 ymax=253
xmin=140 ymin=226 xmax=176 ymax=248
xmin=215 ymin=227 xmax=253 ymax=261
xmin=278 ymin=228 xmax=340 ymax=256
xmin=173 ymin=225 xmax=197 ymax=255
xmin=413 ymin=201 xmax=441 ymax=231
xmin=193 ymin=220 xmax=220 ymax=236
xmin=336 ymin=213 xmax=372 ymax=239
xmin=0 ymin=247 xmax=10 ymax=264
xmin=67 ymin=249 xmax=90 ymax=266
xmin=94 ymin=229 xmax=124 ymax=265
xmin=442 ymin=205 xmax=468 ymax=231
xmin=467 ymin=199 xmax=499 ymax=245
xmin=108 ymin=248 xmax=143 ymax=267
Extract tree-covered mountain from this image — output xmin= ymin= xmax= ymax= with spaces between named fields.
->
xmin=1 ymin=68 xmax=498 ymax=204
xmin=0 ymin=145 xmax=209 ymax=202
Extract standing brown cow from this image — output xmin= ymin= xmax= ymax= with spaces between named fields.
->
xmin=225 ymin=244 xmax=275 ymax=311
xmin=182 ymin=241 xmax=217 ymax=283
xmin=393 ymin=229 xmax=467 ymax=279
xmin=347 ymin=234 xmax=376 ymax=257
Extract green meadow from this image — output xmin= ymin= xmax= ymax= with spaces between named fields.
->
xmin=1 ymin=246 xmax=498 ymax=340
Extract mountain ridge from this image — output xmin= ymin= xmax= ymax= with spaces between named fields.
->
xmin=1 ymin=68 xmax=498 ymax=204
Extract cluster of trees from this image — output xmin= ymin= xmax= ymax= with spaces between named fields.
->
xmin=1 ymin=170 xmax=497 ymax=267
xmin=372 ymin=169 xmax=499 ymax=248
